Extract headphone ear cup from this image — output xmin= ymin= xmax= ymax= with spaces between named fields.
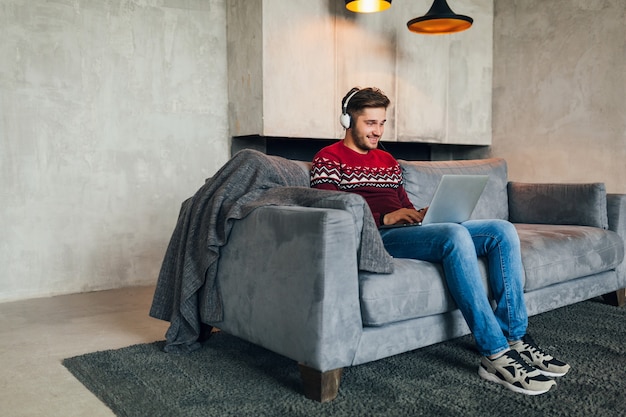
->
xmin=340 ymin=113 xmax=351 ymax=129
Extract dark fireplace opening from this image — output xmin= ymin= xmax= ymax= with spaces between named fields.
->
xmin=232 ymin=135 xmax=432 ymax=162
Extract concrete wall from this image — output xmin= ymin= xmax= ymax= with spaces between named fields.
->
xmin=2 ymin=0 xmax=625 ymax=302
xmin=492 ymin=0 xmax=626 ymax=192
xmin=0 ymin=0 xmax=230 ymax=302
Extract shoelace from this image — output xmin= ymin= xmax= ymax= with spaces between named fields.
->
xmin=522 ymin=336 xmax=553 ymax=359
xmin=504 ymin=350 xmax=538 ymax=374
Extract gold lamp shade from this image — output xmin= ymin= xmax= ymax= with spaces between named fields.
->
xmin=407 ymin=0 xmax=473 ymax=34
xmin=345 ymin=0 xmax=392 ymax=13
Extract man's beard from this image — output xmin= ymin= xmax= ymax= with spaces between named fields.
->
xmin=354 ymin=134 xmax=378 ymax=151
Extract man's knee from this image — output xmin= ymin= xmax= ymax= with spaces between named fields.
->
xmin=493 ymin=219 xmax=520 ymax=242
xmin=440 ymin=224 xmax=474 ymax=252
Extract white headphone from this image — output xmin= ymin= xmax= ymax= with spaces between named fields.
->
xmin=340 ymin=89 xmax=360 ymax=129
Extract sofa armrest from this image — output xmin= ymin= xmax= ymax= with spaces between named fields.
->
xmin=607 ymin=194 xmax=626 ymax=234
xmin=507 ymin=182 xmax=608 ymax=228
xmin=213 ymin=205 xmax=363 ymax=372
xmin=608 ymin=194 xmax=626 ymax=288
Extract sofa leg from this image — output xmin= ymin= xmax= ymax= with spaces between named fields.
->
xmin=602 ymin=288 xmax=626 ymax=307
xmin=198 ymin=323 xmax=214 ymax=342
xmin=298 ymin=364 xmax=343 ymax=402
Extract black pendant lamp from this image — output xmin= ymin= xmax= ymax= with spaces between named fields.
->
xmin=345 ymin=0 xmax=392 ymax=13
xmin=407 ymin=0 xmax=473 ymax=34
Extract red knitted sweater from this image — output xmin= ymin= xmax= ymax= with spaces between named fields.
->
xmin=310 ymin=141 xmax=415 ymax=227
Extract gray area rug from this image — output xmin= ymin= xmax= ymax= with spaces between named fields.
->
xmin=63 ymin=300 xmax=626 ymax=417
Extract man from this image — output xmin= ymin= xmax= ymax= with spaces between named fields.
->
xmin=310 ymin=87 xmax=570 ymax=395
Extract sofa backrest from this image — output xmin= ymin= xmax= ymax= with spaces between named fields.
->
xmin=293 ymin=157 xmax=509 ymax=220
xmin=291 ymin=160 xmax=313 ymax=179
xmin=399 ymin=158 xmax=509 ymax=220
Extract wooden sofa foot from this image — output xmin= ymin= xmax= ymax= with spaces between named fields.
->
xmin=298 ymin=364 xmax=343 ymax=402
xmin=602 ymin=288 xmax=626 ymax=307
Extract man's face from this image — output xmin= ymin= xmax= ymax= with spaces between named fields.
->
xmin=346 ymin=107 xmax=387 ymax=154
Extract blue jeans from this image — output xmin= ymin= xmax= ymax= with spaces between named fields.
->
xmin=379 ymin=219 xmax=528 ymax=357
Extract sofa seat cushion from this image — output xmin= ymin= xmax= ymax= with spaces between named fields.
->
xmin=359 ymin=258 xmax=489 ymax=326
xmin=516 ymin=224 xmax=625 ymax=292
xmin=359 ymin=224 xmax=623 ymax=327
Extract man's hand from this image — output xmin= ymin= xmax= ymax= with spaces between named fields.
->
xmin=382 ymin=207 xmax=428 ymax=226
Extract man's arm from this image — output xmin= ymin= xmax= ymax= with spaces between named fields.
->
xmin=398 ymin=185 xmax=416 ymax=211
xmin=310 ymin=155 xmax=342 ymax=190
xmin=312 ymin=182 xmax=339 ymax=191
xmin=381 ymin=207 xmax=425 ymax=226
xmin=380 ymin=185 xmax=424 ymax=226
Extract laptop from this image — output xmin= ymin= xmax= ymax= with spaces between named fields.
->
xmin=379 ymin=174 xmax=489 ymax=229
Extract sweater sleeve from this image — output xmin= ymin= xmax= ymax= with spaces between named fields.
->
xmin=372 ymin=210 xmax=385 ymax=228
xmin=372 ymin=187 xmax=414 ymax=227
xmin=398 ymin=185 xmax=416 ymax=210
xmin=312 ymin=182 xmax=339 ymax=191
xmin=310 ymin=154 xmax=342 ymax=190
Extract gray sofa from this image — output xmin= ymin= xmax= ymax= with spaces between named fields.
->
xmin=206 ymin=156 xmax=626 ymax=402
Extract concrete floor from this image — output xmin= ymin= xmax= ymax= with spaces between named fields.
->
xmin=0 ymin=286 xmax=169 ymax=417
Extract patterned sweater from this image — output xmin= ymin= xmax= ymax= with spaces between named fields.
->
xmin=310 ymin=141 xmax=415 ymax=227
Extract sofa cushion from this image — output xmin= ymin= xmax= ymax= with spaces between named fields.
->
xmin=399 ymin=158 xmax=509 ymax=220
xmin=516 ymin=224 xmax=624 ymax=292
xmin=508 ymin=182 xmax=609 ymax=229
xmin=359 ymin=258 xmax=490 ymax=326
xmin=291 ymin=160 xmax=313 ymax=177
xmin=359 ymin=224 xmax=624 ymax=327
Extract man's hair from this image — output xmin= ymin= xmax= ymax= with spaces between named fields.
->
xmin=342 ymin=87 xmax=390 ymax=127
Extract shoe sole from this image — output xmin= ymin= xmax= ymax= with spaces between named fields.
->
xmin=478 ymin=366 xmax=555 ymax=396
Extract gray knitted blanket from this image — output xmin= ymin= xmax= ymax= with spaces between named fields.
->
xmin=150 ymin=149 xmax=393 ymax=353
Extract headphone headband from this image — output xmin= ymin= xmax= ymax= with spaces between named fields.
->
xmin=342 ymin=89 xmax=360 ymax=113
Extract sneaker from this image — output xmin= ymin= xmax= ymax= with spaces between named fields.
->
xmin=510 ymin=335 xmax=571 ymax=377
xmin=478 ymin=350 xmax=556 ymax=395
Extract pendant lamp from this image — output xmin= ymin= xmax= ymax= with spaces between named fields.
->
xmin=407 ymin=0 xmax=473 ymax=34
xmin=345 ymin=0 xmax=392 ymax=13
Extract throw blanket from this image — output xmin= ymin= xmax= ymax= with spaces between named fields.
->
xmin=150 ymin=149 xmax=394 ymax=353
